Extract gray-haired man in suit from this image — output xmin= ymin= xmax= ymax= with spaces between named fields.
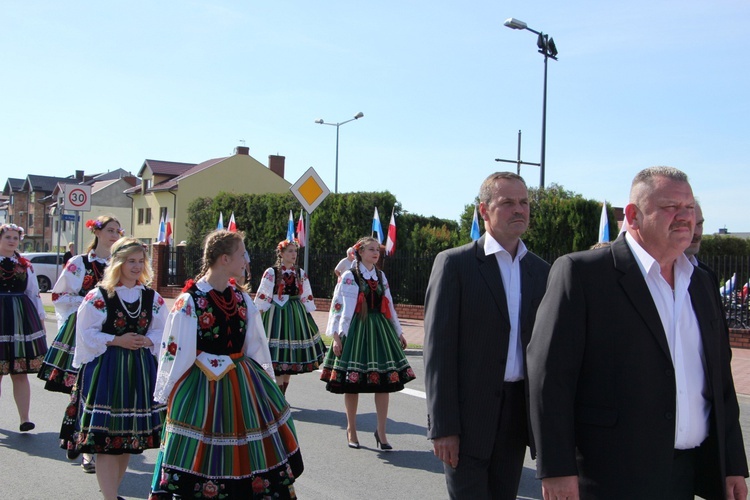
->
xmin=424 ymin=171 xmax=550 ymax=499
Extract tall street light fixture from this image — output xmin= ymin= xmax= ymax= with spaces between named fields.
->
xmin=504 ymin=17 xmax=558 ymax=189
xmin=314 ymin=112 xmax=364 ymax=194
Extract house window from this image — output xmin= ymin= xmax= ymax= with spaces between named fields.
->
xmin=44 ymin=214 xmax=51 ymax=228
xmin=9 ymin=195 xmax=13 ymax=205
xmin=138 ymin=209 xmax=144 ymax=225
xmin=55 ymin=220 xmax=59 ymax=232
xmin=145 ymin=208 xmax=152 ymax=224
xmin=30 ymin=192 xmax=35 ymax=203
xmin=159 ymin=207 xmax=168 ymax=221
xmin=8 ymin=215 xmax=12 ymax=224
xmin=28 ymin=214 xmax=33 ymax=228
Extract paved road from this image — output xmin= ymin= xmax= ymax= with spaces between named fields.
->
xmin=1 ymin=295 xmax=748 ymax=499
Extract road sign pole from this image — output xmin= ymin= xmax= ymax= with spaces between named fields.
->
xmin=304 ymin=211 xmax=310 ymax=272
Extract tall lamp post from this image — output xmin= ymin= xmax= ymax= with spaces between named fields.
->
xmin=504 ymin=17 xmax=558 ymax=189
xmin=314 ymin=112 xmax=364 ymax=194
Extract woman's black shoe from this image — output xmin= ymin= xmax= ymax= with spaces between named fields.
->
xmin=374 ymin=431 xmax=393 ymax=451
xmin=19 ymin=421 xmax=35 ymax=432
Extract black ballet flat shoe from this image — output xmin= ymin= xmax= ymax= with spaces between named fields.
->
xmin=19 ymin=421 xmax=35 ymax=432
xmin=374 ymin=431 xmax=393 ymax=451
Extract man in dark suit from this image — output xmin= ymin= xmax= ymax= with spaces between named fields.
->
xmin=424 ymin=172 xmax=550 ymax=499
xmin=685 ymin=202 xmax=721 ymax=287
xmin=528 ymin=167 xmax=748 ymax=499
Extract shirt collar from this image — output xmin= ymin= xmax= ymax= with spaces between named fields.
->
xmin=115 ymin=283 xmax=145 ymax=292
xmin=87 ymin=250 xmax=109 ymax=264
xmin=358 ymin=262 xmax=378 ymax=280
xmin=687 ymin=254 xmax=698 ymax=266
xmin=0 ymin=254 xmax=19 ymax=264
xmin=483 ymin=233 xmax=528 ymax=261
xmin=625 ymin=232 xmax=694 ymax=283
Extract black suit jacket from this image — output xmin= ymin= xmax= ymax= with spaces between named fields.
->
xmin=528 ymin=235 xmax=748 ymax=499
xmin=424 ymin=235 xmax=550 ymax=459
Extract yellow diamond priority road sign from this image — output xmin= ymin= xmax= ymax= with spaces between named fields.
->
xmin=290 ymin=167 xmax=331 ymax=213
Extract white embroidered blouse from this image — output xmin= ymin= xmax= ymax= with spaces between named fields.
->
xmin=51 ymin=251 xmax=109 ymax=329
xmin=253 ymin=266 xmax=316 ymax=313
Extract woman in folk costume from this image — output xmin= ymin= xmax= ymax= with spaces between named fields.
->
xmin=62 ymin=237 xmax=167 ymax=500
xmin=254 ymin=239 xmax=326 ymax=395
xmin=39 ymin=215 xmax=122 ymax=473
xmin=39 ymin=215 xmax=123 ymax=394
xmin=0 ymin=223 xmax=47 ymax=433
xmin=150 ymin=230 xmax=303 ymax=500
xmin=320 ymin=236 xmax=416 ymax=450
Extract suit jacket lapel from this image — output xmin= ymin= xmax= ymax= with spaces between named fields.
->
xmin=689 ymin=271 xmax=717 ymax=397
xmin=612 ymin=236 xmax=672 ymax=360
xmin=476 ymin=235 xmax=510 ymax=325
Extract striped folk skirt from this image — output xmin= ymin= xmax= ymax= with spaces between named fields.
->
xmin=61 ymin=345 xmax=164 ymax=454
xmin=149 ymin=355 xmax=304 ymax=500
xmin=320 ymin=311 xmax=416 ymax=394
xmin=0 ymin=292 xmax=47 ymax=375
xmin=262 ymin=297 xmax=326 ymax=375
xmin=37 ymin=311 xmax=78 ymax=393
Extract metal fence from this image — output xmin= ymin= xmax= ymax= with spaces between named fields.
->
xmin=162 ymin=248 xmax=750 ymax=319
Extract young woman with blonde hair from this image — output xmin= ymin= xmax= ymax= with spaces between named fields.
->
xmin=61 ymin=238 xmax=167 ymax=500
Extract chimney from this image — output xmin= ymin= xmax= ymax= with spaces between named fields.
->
xmin=268 ymin=155 xmax=285 ymax=179
xmin=75 ymin=170 xmax=85 ymax=181
xmin=235 ymin=146 xmax=250 ymax=155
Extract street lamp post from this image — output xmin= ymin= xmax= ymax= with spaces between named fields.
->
xmin=314 ymin=112 xmax=364 ymax=194
xmin=504 ymin=17 xmax=558 ymax=189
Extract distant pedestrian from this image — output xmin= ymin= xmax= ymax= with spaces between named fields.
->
xmin=150 ymin=230 xmax=303 ymax=499
xmin=63 ymin=242 xmax=75 ymax=265
xmin=0 ymin=223 xmax=47 ymax=433
xmin=254 ymin=239 xmax=326 ymax=395
xmin=320 ymin=236 xmax=415 ymax=450
xmin=334 ymin=247 xmax=356 ymax=277
xmin=61 ymin=238 xmax=167 ymax=500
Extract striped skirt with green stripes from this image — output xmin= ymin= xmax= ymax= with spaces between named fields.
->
xmin=37 ymin=311 xmax=79 ymax=393
xmin=69 ymin=345 xmax=165 ymax=454
xmin=262 ymin=297 xmax=326 ymax=375
xmin=320 ymin=310 xmax=416 ymax=394
xmin=150 ymin=356 xmax=303 ymax=499
xmin=0 ymin=293 xmax=47 ymax=375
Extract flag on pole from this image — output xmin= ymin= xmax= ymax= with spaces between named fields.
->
xmin=156 ymin=215 xmax=166 ymax=243
xmin=385 ymin=209 xmax=396 ymax=256
xmin=598 ymin=200 xmax=609 ymax=243
xmin=217 ymin=212 xmax=224 ymax=230
xmin=470 ymin=206 xmax=481 ymax=241
xmin=165 ymin=218 xmax=173 ymax=246
xmin=227 ymin=212 xmax=237 ymax=233
xmin=372 ymin=207 xmax=384 ymax=244
xmin=296 ymin=210 xmax=306 ymax=247
xmin=286 ymin=210 xmax=295 ymax=242
xmin=720 ymin=273 xmax=736 ymax=296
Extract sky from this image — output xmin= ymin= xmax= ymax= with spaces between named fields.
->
xmin=1 ymin=1 xmax=748 ymax=235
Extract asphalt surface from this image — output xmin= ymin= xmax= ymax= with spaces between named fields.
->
xmin=1 ymin=294 xmax=749 ymax=499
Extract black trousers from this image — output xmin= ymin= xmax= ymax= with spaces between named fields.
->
xmin=444 ymin=381 xmax=527 ymax=500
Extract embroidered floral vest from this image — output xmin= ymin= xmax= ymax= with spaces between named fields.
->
xmin=189 ymin=283 xmax=248 ymax=356
xmin=99 ymin=288 xmax=155 ymax=337
xmin=274 ymin=266 xmax=300 ymax=296
xmin=0 ymin=255 xmax=30 ymax=294
xmin=78 ymin=256 xmax=106 ymax=297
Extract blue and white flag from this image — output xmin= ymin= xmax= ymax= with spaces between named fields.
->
xmin=156 ymin=216 xmax=166 ymax=243
xmin=286 ymin=210 xmax=295 ymax=242
xmin=372 ymin=207 xmax=384 ymax=244
xmin=470 ymin=206 xmax=481 ymax=241
xmin=720 ymin=273 xmax=737 ymax=296
xmin=598 ymin=201 xmax=609 ymax=243
xmin=217 ymin=212 xmax=224 ymax=230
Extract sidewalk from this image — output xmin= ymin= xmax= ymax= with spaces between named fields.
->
xmin=44 ymin=294 xmax=750 ymax=395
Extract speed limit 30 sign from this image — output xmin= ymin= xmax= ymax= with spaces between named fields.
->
xmin=61 ymin=184 xmax=92 ymax=212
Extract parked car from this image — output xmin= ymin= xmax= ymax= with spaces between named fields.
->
xmin=22 ymin=252 xmax=64 ymax=292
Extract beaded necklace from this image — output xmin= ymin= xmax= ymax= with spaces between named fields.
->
xmin=208 ymin=287 xmax=238 ymax=318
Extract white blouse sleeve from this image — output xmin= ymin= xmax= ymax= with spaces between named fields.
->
xmin=73 ymin=288 xmax=113 ymax=368
xmin=51 ymin=254 xmax=87 ymax=326
xmin=146 ymin=291 xmax=169 ymax=357
xmin=253 ymin=268 xmax=275 ymax=313
xmin=242 ymin=291 xmax=275 ymax=380
xmin=154 ymin=293 xmax=197 ymax=404
xmin=381 ymin=272 xmax=403 ymax=336
xmin=325 ymin=271 xmax=359 ymax=337
xmin=24 ymin=264 xmax=46 ymax=321
xmin=299 ymin=268 xmax=316 ymax=313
